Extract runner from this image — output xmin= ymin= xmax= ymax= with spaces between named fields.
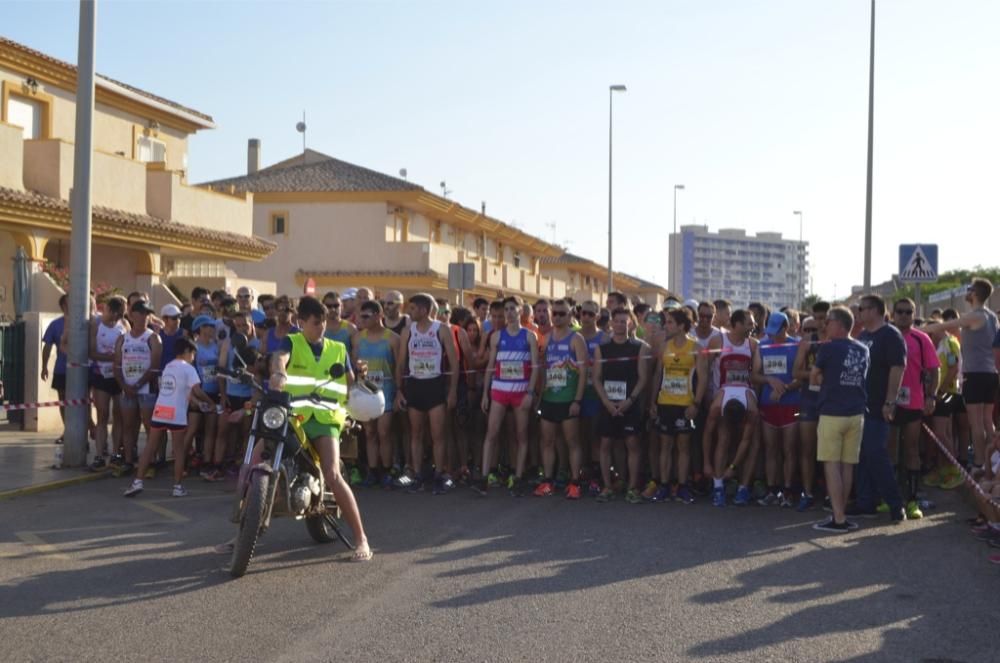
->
xmin=712 ymin=299 xmax=732 ymax=331
xmin=754 ymin=311 xmax=802 ymax=507
xmin=323 ymin=291 xmax=357 ymax=357
xmin=923 ymin=278 xmax=998 ymax=477
xmin=89 ymin=295 xmax=128 ymax=470
xmin=158 ymin=304 xmax=184 ymax=371
xmin=382 ymin=290 xmax=410 ymax=336
xmin=473 ymin=297 xmax=491 ymax=333
xmin=236 ymin=286 xmax=255 ymax=313
xmin=475 ymin=296 xmax=540 ymax=497
xmin=888 ymin=297 xmax=939 ymax=519
xmin=41 ymin=294 xmax=69 ymax=442
xmin=264 ymin=295 xmax=299 ymax=354
xmin=703 ymin=309 xmax=761 ymax=507
xmin=578 ymin=300 xmax=609 ymax=495
xmin=340 ymin=288 xmax=359 ymax=323
xmin=811 ymin=306 xmax=869 ymax=533
xmin=649 ymin=307 xmax=707 ymax=504
xmin=592 ymin=307 xmax=652 ymax=504
xmin=353 ymin=300 xmax=400 ymax=488
xmin=692 ymin=301 xmax=722 ymax=489
xmin=113 ymin=300 xmax=162 ymax=472
xmin=533 ymin=299 xmax=552 ymax=347
xmin=792 ymin=315 xmax=822 ymax=510
xmin=209 ymin=310 xmax=258 ymax=481
xmin=394 ymin=294 xmax=460 ymax=494
xmin=926 ymin=311 xmax=965 ymax=490
xmin=535 ymin=299 xmax=588 ymax=499
xmin=184 ymin=315 xmax=221 ymax=476
xmin=123 ymin=337 xmax=215 ymax=498
xmin=849 ymin=295 xmax=906 ymax=522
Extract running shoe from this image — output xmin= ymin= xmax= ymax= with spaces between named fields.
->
xmin=918 ymin=498 xmax=936 ymax=511
xmin=890 ymin=506 xmax=907 ymax=523
xmin=565 ymin=483 xmax=582 ymax=500
xmin=123 ymin=479 xmax=144 ymax=497
xmin=751 ymin=480 xmax=768 ymax=501
xmin=876 ymin=501 xmax=890 ymax=514
xmin=172 ymin=484 xmax=188 ymax=497
xmin=108 ymin=454 xmax=124 ymax=468
xmin=733 ymin=485 xmax=751 ymax=506
xmin=757 ymin=492 xmax=780 ymax=507
xmin=88 ymin=456 xmax=106 ymax=472
xmin=712 ymin=486 xmax=726 ymax=507
xmin=625 ymin=489 xmax=643 ymax=504
xmin=360 ymin=472 xmax=379 ymax=488
xmin=940 ymin=468 xmax=965 ymax=490
xmin=507 ymin=476 xmax=524 ymax=497
xmin=487 ymin=472 xmax=503 ymax=488
xmin=349 ymin=467 xmax=363 ymax=486
xmin=381 ymin=473 xmax=394 ymax=490
xmin=650 ymin=485 xmax=671 ymax=503
xmin=905 ymin=500 xmax=924 ymax=520
xmin=533 ymin=481 xmax=554 ymax=497
xmin=796 ymin=494 xmax=815 ymax=512
xmin=676 ymin=485 xmax=695 ymax=505
xmin=596 ymin=488 xmax=614 ymax=503
xmin=199 ymin=467 xmax=214 ymax=480
xmin=203 ymin=468 xmax=225 ymax=482
xmin=432 ymin=475 xmax=454 ymax=495
xmin=393 ymin=470 xmax=417 ymax=490
xmin=144 ymin=466 xmax=157 ymax=480
xmin=812 ymin=518 xmax=850 ymax=534
xmin=778 ymin=492 xmax=794 ymax=508
xmin=588 ymin=479 xmax=602 ymax=497
xmin=640 ymin=480 xmax=659 ymax=501
xmin=922 ymin=467 xmax=944 ymax=487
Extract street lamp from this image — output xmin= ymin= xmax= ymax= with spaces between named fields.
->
xmin=672 ymin=184 xmax=685 ymax=296
xmin=793 ymin=210 xmax=804 ymax=307
xmin=607 ymin=84 xmax=627 ymax=292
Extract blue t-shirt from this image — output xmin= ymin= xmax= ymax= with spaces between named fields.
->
xmin=266 ymin=326 xmax=300 ymax=354
xmin=993 ymin=329 xmax=1000 ymax=349
xmin=815 ymin=337 xmax=870 ymax=417
xmin=759 ymin=335 xmax=800 ymax=406
xmin=858 ymin=324 xmax=907 ymax=419
xmin=42 ymin=316 xmax=67 ymax=375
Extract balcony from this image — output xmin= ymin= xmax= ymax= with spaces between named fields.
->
xmin=147 ymin=167 xmax=253 ymax=237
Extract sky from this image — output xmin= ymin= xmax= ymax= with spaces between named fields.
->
xmin=4 ymin=0 xmax=999 ymax=301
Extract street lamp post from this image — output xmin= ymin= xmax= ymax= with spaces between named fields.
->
xmin=863 ymin=0 xmax=875 ymax=289
xmin=607 ymin=84 xmax=627 ymax=292
xmin=672 ymin=184 xmax=685 ymax=296
xmin=793 ymin=210 xmax=804 ymax=307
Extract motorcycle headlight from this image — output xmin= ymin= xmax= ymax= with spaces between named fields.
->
xmin=261 ymin=406 xmax=287 ymax=430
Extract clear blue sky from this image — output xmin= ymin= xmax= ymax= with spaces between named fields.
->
xmin=5 ymin=0 xmax=999 ymax=300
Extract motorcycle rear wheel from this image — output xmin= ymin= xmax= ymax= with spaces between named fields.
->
xmin=305 ymin=512 xmax=355 ymax=550
xmin=230 ymin=471 xmax=269 ymax=578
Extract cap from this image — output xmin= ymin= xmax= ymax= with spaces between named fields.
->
xmin=663 ymin=300 xmax=680 ymax=310
xmin=251 ymin=309 xmax=266 ymax=326
xmin=341 ymin=287 xmax=358 ymax=301
xmin=130 ymin=300 xmax=155 ymax=315
xmin=765 ymin=311 xmax=789 ymax=336
xmin=683 ymin=298 xmax=699 ymax=310
xmin=160 ymin=303 xmax=181 ymax=318
xmin=191 ymin=315 xmax=215 ymax=332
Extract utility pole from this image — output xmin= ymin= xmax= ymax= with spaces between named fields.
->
xmin=65 ymin=0 xmax=97 ymax=467
xmin=863 ymin=0 xmax=875 ymax=289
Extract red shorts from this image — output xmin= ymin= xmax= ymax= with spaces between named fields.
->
xmin=760 ymin=404 xmax=798 ymax=428
xmin=490 ymin=389 xmax=528 ymax=409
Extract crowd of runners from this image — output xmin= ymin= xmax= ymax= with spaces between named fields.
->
xmin=39 ymin=279 xmax=1000 ymax=540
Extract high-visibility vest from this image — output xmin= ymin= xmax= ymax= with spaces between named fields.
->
xmin=284 ymin=333 xmax=348 ymax=427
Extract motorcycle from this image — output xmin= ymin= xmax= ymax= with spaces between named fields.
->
xmin=220 ymin=335 xmax=357 ymax=578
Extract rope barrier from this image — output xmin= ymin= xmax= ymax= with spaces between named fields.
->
xmin=921 ymin=421 xmax=1000 ymax=511
xmin=2 ymin=398 xmax=92 ymax=412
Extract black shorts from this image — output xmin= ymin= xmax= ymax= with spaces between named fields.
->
xmin=598 ymin=403 xmax=643 ymax=439
xmin=891 ymin=407 xmax=923 ymax=426
xmin=92 ymin=375 xmax=121 ymax=396
xmin=151 ymin=420 xmax=187 ymax=432
xmin=404 ymin=375 xmax=448 ymax=413
xmin=225 ymin=395 xmax=250 ymax=411
xmin=52 ymin=373 xmax=66 ymax=393
xmin=933 ymin=393 xmax=965 ymax=418
xmin=657 ymin=404 xmax=695 ymax=435
xmin=540 ymin=400 xmax=577 ymax=423
xmin=963 ymin=372 xmax=999 ymax=405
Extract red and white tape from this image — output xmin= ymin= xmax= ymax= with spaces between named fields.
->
xmin=2 ymin=398 xmax=92 ymax=412
xmin=922 ymin=422 xmax=1000 ymax=509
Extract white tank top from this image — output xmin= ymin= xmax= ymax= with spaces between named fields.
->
xmin=121 ymin=329 xmax=154 ymax=392
xmin=96 ymin=320 xmax=127 ymax=379
xmin=408 ymin=320 xmax=443 ymax=380
xmin=714 ymin=333 xmax=752 ymax=388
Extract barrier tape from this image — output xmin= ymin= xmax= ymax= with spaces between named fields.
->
xmin=921 ymin=422 xmax=1000 ymax=510
xmin=2 ymin=398 xmax=92 ymax=412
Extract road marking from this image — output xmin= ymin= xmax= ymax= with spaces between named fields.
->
xmin=132 ymin=500 xmax=190 ymax=523
xmin=15 ymin=531 xmax=70 ymax=561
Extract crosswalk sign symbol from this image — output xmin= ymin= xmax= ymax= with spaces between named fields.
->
xmin=898 ymin=244 xmax=938 ymax=284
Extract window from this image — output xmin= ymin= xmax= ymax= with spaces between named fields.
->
xmin=137 ymin=134 xmax=166 ymax=163
xmin=7 ymin=96 xmax=43 ymax=139
xmin=1 ymin=81 xmax=53 ymax=139
xmin=270 ymin=211 xmax=288 ymax=235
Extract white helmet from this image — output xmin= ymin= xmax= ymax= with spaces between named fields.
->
xmin=346 ymin=380 xmax=385 ymax=422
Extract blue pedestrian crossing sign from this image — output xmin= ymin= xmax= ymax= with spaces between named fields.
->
xmin=898 ymin=244 xmax=938 ymax=284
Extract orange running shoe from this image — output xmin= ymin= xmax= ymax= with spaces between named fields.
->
xmin=566 ymin=483 xmax=581 ymax=500
xmin=533 ymin=481 xmax=554 ymax=497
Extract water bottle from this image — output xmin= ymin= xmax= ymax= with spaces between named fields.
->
xmin=53 ymin=445 xmax=63 ymax=469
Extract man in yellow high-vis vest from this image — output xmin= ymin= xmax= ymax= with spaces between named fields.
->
xmin=270 ymin=296 xmax=372 ymax=562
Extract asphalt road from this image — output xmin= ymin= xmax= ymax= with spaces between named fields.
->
xmin=2 ymin=474 xmax=999 ymax=663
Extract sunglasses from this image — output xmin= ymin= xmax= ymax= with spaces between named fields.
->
xmin=551 ymin=311 xmax=568 ymax=318
xmin=895 ymin=309 xmax=914 ymax=315
xmin=325 ymin=303 xmax=341 ymax=309
xmin=581 ymin=310 xmax=597 ymax=317
xmin=359 ymin=313 xmax=373 ymax=320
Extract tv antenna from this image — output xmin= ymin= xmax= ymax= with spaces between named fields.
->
xmin=295 ymin=110 xmax=307 ymax=159
xmin=398 ymin=168 xmax=408 ymax=180
xmin=440 ymin=181 xmax=452 ymax=199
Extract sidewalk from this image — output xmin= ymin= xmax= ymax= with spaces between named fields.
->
xmin=0 ymin=427 xmax=110 ymax=498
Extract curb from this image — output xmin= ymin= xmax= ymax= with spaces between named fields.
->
xmin=0 ymin=468 xmax=111 ymax=501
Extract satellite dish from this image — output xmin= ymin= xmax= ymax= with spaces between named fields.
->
xmin=296 ymin=121 xmax=306 ymax=133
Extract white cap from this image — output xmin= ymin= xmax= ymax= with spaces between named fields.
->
xmin=342 ymin=287 xmax=358 ymax=300
xmin=684 ymin=298 xmax=699 ymax=310
xmin=160 ymin=304 xmax=181 ymax=317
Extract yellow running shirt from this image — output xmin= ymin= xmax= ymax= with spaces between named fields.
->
xmin=657 ymin=336 xmax=698 ymax=406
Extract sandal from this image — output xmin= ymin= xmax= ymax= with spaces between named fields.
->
xmin=351 ymin=543 xmax=373 ymax=562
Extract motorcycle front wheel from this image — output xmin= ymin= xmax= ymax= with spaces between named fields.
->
xmin=230 ymin=471 xmax=269 ymax=578
xmin=305 ymin=512 xmax=355 ymax=550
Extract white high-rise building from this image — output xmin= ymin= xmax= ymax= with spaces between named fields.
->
xmin=667 ymin=225 xmax=808 ymax=309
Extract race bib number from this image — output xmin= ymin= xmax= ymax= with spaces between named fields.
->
xmin=99 ymin=363 xmax=114 ymax=379
xmin=368 ymin=370 xmax=385 ymax=386
xmin=662 ymin=374 xmax=688 ymax=396
xmin=763 ymin=355 xmax=787 ymax=376
xmin=152 ymin=404 xmax=176 ymax=421
xmin=500 ymin=362 xmax=524 ymax=381
xmin=123 ymin=359 xmax=146 ymax=380
xmin=412 ymin=358 xmax=436 ymax=379
xmin=726 ymin=369 xmax=750 ymax=385
xmin=201 ymin=365 xmax=217 ymax=380
xmin=897 ymin=386 xmax=911 ymax=407
xmin=604 ymin=380 xmax=627 ymax=401
xmin=546 ymin=367 xmax=568 ymax=389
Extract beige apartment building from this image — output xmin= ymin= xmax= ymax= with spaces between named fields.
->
xmin=0 ymin=36 xmax=275 ymax=430
xmin=206 ymin=143 xmax=673 ymax=307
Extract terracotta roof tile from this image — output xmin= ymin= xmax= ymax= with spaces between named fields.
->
xmin=199 ymin=153 xmax=422 ymax=193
